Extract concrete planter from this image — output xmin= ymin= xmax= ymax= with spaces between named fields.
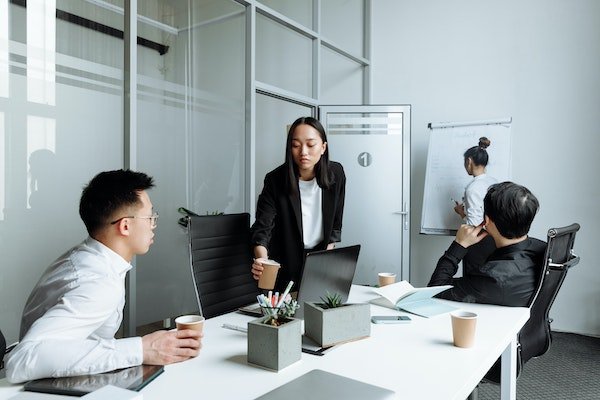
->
xmin=247 ymin=316 xmax=301 ymax=371
xmin=304 ymin=302 xmax=371 ymax=347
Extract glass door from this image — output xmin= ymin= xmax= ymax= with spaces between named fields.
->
xmin=319 ymin=105 xmax=411 ymax=284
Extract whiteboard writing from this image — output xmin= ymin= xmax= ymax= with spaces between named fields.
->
xmin=421 ymin=121 xmax=512 ymax=235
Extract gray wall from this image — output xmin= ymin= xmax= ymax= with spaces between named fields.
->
xmin=371 ymin=0 xmax=600 ymax=336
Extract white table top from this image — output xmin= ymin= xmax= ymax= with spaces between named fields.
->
xmin=0 ymin=285 xmax=529 ymax=400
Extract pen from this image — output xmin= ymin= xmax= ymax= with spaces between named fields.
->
xmin=221 ymin=323 xmax=247 ymax=333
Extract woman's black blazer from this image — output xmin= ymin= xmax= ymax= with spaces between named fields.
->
xmin=251 ymin=161 xmax=346 ymax=291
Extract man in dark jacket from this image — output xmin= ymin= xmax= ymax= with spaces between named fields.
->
xmin=428 ymin=181 xmax=546 ymax=306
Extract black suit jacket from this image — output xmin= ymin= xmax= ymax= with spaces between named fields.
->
xmin=251 ymin=162 xmax=346 ymax=291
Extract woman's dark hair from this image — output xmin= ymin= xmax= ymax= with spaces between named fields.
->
xmin=285 ymin=116 xmax=332 ymax=194
xmin=79 ymin=169 xmax=155 ymax=236
xmin=464 ymin=136 xmax=491 ymax=167
xmin=484 ymin=181 xmax=539 ymax=239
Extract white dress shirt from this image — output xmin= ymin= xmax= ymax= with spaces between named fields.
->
xmin=463 ymin=173 xmax=498 ymax=226
xmin=5 ymin=237 xmax=143 ymax=383
xmin=299 ymin=178 xmax=324 ymax=249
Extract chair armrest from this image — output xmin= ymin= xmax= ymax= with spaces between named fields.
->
xmin=548 ymin=255 xmax=580 ymax=271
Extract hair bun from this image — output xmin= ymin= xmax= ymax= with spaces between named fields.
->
xmin=478 ymin=136 xmax=491 ymax=149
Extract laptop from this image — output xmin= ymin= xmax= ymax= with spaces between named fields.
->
xmin=255 ymin=369 xmax=395 ymax=400
xmin=295 ymin=244 xmax=361 ymax=319
xmin=238 ymin=245 xmax=361 ymax=319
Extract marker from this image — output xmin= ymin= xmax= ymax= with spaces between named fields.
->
xmin=276 ymin=281 xmax=295 ymax=309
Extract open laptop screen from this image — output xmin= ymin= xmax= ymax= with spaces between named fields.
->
xmin=295 ymin=244 xmax=361 ymax=318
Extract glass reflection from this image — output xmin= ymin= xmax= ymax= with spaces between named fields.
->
xmin=1 ymin=0 xmax=8 ymax=98
xmin=27 ymin=0 xmax=56 ymax=105
xmin=26 ymin=116 xmax=56 ymax=209
xmin=0 ymin=112 xmax=4 ymax=220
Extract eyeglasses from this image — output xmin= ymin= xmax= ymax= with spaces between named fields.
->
xmin=110 ymin=212 xmax=159 ymax=228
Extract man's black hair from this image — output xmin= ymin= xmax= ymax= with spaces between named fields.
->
xmin=484 ymin=181 xmax=539 ymax=239
xmin=79 ymin=169 xmax=154 ymax=236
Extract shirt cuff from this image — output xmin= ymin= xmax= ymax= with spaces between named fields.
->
xmin=115 ymin=336 xmax=144 ymax=366
xmin=447 ymin=241 xmax=468 ymax=260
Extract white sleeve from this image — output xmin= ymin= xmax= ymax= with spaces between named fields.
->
xmin=464 ymin=186 xmax=485 ymax=226
xmin=5 ymin=279 xmax=143 ymax=383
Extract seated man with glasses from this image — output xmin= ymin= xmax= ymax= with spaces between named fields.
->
xmin=5 ymin=169 xmax=202 ymax=383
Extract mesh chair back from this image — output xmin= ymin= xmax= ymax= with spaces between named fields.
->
xmin=485 ymin=223 xmax=580 ymax=384
xmin=188 ymin=213 xmax=259 ymax=319
xmin=519 ymin=223 xmax=580 ymax=363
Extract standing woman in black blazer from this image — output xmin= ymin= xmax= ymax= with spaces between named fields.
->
xmin=250 ymin=116 xmax=346 ymax=292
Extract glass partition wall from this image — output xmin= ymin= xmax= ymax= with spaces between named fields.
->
xmin=135 ymin=0 xmax=247 ymax=326
xmin=0 ymin=0 xmax=124 ymax=344
xmin=0 ymin=0 xmax=369 ymax=341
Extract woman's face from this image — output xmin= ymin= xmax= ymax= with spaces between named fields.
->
xmin=291 ymin=123 xmax=327 ymax=177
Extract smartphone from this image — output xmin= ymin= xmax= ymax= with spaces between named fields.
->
xmin=371 ymin=315 xmax=411 ymax=324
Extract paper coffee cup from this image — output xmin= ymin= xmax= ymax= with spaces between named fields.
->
xmin=451 ymin=310 xmax=477 ymax=348
xmin=175 ymin=315 xmax=205 ymax=333
xmin=378 ymin=272 xmax=397 ymax=287
xmin=257 ymin=259 xmax=280 ymax=290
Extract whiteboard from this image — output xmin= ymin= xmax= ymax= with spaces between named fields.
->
xmin=421 ymin=120 xmax=512 ymax=235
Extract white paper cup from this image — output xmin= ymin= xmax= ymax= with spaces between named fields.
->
xmin=451 ymin=311 xmax=477 ymax=348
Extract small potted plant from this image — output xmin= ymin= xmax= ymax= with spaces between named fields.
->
xmin=247 ymin=287 xmax=301 ymax=371
xmin=304 ymin=291 xmax=371 ymax=347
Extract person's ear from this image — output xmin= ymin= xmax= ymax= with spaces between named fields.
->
xmin=321 ymin=141 xmax=327 ymax=155
xmin=116 ymin=218 xmax=131 ymax=236
xmin=483 ymin=215 xmax=490 ymax=227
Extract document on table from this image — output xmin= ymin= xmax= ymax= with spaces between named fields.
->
xmin=370 ymin=280 xmax=457 ymax=317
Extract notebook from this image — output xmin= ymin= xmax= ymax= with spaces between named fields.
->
xmin=370 ymin=280 xmax=456 ymax=317
xmin=255 ymin=369 xmax=395 ymax=400
xmin=23 ymin=365 xmax=164 ymax=397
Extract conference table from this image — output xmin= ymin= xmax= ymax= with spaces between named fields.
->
xmin=0 ymin=285 xmax=529 ymax=400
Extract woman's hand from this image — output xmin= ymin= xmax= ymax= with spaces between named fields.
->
xmin=453 ymin=202 xmax=466 ymax=218
xmin=251 ymin=258 xmax=266 ymax=280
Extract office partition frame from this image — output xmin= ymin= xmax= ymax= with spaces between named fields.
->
xmin=118 ymin=0 xmax=373 ymax=331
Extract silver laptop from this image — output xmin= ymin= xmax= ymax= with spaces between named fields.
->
xmin=295 ymin=244 xmax=361 ymax=319
xmin=255 ymin=369 xmax=395 ymax=400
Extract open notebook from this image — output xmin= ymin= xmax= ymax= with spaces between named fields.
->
xmin=370 ymin=280 xmax=456 ymax=317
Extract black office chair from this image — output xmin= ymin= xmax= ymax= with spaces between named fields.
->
xmin=187 ymin=213 xmax=259 ymax=319
xmin=469 ymin=223 xmax=581 ymax=399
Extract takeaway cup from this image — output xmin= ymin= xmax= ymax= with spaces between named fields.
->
xmin=257 ymin=259 xmax=281 ymax=290
xmin=451 ymin=310 xmax=478 ymax=348
xmin=175 ymin=315 xmax=205 ymax=333
xmin=378 ymin=272 xmax=397 ymax=287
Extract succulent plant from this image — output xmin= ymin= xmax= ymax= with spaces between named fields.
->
xmin=319 ymin=291 xmax=343 ymax=309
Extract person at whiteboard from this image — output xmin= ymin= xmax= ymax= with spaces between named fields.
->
xmin=250 ymin=117 xmax=346 ymax=292
xmin=429 ymin=181 xmax=545 ymax=306
xmin=453 ymin=137 xmax=498 ymax=226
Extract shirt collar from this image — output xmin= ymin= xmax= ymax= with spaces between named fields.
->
xmin=84 ymin=236 xmax=133 ymax=276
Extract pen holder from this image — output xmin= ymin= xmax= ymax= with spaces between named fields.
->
xmin=247 ymin=316 xmax=302 ymax=371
